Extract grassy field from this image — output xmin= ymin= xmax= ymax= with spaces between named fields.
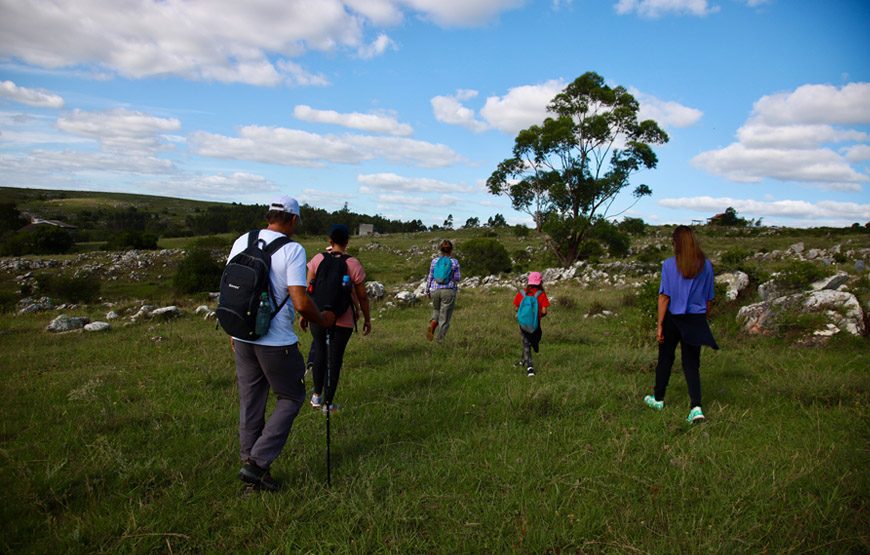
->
xmin=1 ymin=229 xmax=868 ymax=553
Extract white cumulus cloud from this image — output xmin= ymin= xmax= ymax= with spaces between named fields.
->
xmin=189 ymin=125 xmax=462 ymax=168
xmin=658 ymin=195 xmax=870 ymax=224
xmin=0 ymin=80 xmax=64 ymax=108
xmin=693 ymin=82 xmax=869 ymax=190
xmin=357 ymin=33 xmax=397 ymax=59
xmin=358 ymin=172 xmax=474 ymax=193
xmin=631 ymin=89 xmax=702 ymax=128
xmin=56 ymin=108 xmax=181 ymax=155
xmin=294 ymin=105 xmax=412 ymax=136
xmin=431 ymin=91 xmax=489 ymax=132
xmin=0 ymin=0 xmax=525 ymax=86
xmin=615 ymin=0 xmax=719 ymax=18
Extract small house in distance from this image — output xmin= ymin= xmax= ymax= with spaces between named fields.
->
xmin=358 ymin=223 xmax=374 ymax=236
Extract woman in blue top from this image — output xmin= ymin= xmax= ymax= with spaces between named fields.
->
xmin=644 ymin=225 xmax=718 ymax=424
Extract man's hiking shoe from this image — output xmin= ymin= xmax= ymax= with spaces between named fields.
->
xmin=643 ymin=395 xmax=664 ymax=411
xmin=426 ymin=320 xmax=437 ymax=341
xmin=527 ymin=366 xmax=535 ymax=377
xmin=322 ymin=403 xmax=339 ymax=415
xmin=310 ymin=392 xmax=322 ymax=408
xmin=239 ymin=460 xmax=280 ymax=492
xmin=687 ymin=406 xmax=705 ymax=424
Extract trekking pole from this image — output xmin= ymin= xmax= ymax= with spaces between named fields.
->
xmin=325 ymin=327 xmax=333 ymax=487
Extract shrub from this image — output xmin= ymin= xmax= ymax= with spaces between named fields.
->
xmin=0 ymin=290 xmax=17 ymax=313
xmin=104 ymin=230 xmax=159 ymax=251
xmin=511 ymin=249 xmax=532 ymax=272
xmin=577 ymin=240 xmax=605 ymax=261
xmin=776 ymin=261 xmax=830 ymax=291
xmin=37 ymin=273 xmax=101 ymax=304
xmin=719 ymin=247 xmax=753 ymax=272
xmin=174 ymin=248 xmax=223 ymax=294
xmin=636 ymin=244 xmax=669 ymax=265
xmin=0 ymin=226 xmax=75 ymax=256
xmin=618 ymin=217 xmax=647 ymax=235
xmin=457 ymin=238 xmax=512 ymax=277
xmin=513 ymin=225 xmax=530 ymax=238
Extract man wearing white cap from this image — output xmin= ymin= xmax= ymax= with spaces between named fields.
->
xmin=225 ymin=195 xmax=336 ymax=491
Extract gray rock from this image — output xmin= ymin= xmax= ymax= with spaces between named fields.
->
xmin=715 ymin=271 xmax=749 ymax=301
xmin=18 ymin=296 xmax=53 ymax=314
xmin=737 ymin=290 xmax=865 ymax=337
xmin=365 ymin=281 xmax=386 ymax=300
xmin=811 ymin=271 xmax=849 ymax=292
xmin=788 ymin=242 xmax=805 ymax=255
xmin=130 ymin=305 xmax=155 ymax=321
xmin=194 ymin=305 xmax=211 ymax=315
xmin=151 ymin=306 xmax=181 ymax=319
xmin=395 ymin=291 xmax=417 ymax=305
xmin=46 ymin=314 xmax=90 ymax=333
xmin=106 ymin=310 xmax=119 ymax=320
xmin=84 ymin=322 xmax=111 ymax=332
xmin=757 ymin=278 xmax=784 ymax=301
xmin=856 ymin=260 xmax=866 ymax=272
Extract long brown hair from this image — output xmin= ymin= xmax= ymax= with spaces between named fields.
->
xmin=672 ymin=225 xmax=706 ymax=278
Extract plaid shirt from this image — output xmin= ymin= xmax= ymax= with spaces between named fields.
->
xmin=426 ymin=256 xmax=460 ymax=292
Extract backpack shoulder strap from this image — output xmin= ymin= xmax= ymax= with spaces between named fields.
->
xmin=533 ymin=290 xmax=542 ymax=298
xmin=263 ymin=235 xmax=292 ymax=256
xmin=246 ymin=229 xmax=259 ymax=248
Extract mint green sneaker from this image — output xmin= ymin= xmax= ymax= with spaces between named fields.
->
xmin=643 ymin=395 xmax=664 ymax=411
xmin=687 ymin=406 xmax=705 ymax=424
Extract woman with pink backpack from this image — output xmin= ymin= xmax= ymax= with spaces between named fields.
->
xmin=514 ymin=272 xmax=550 ymax=377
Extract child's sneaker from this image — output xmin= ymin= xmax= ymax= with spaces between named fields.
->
xmin=526 ymin=366 xmax=535 ymax=377
xmin=687 ymin=406 xmax=705 ymax=424
xmin=310 ymin=392 xmax=322 ymax=408
xmin=643 ymin=395 xmax=664 ymax=411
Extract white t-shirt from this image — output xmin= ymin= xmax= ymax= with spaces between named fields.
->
xmin=226 ymin=229 xmax=307 ymax=346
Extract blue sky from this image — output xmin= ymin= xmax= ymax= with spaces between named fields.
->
xmin=0 ymin=0 xmax=868 ymax=227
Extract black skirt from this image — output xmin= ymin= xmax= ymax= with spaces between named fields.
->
xmin=667 ymin=312 xmax=719 ymax=350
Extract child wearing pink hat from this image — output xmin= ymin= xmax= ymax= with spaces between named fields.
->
xmin=513 ymin=271 xmax=550 ymax=376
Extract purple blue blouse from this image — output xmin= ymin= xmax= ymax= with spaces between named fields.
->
xmin=659 ymin=257 xmax=715 ymax=315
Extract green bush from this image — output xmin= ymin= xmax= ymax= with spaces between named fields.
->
xmin=719 ymin=247 xmax=754 ymax=272
xmin=618 ymin=217 xmax=647 ymax=235
xmin=577 ymin=240 xmax=605 ymax=261
xmin=174 ymin=248 xmax=223 ymax=294
xmin=37 ymin=273 xmax=101 ymax=304
xmin=457 ymin=238 xmax=512 ymax=277
xmin=104 ymin=230 xmax=159 ymax=251
xmin=776 ymin=261 xmax=830 ymax=291
xmin=636 ymin=244 xmax=669 ymax=265
xmin=0 ymin=290 xmax=18 ymax=313
xmin=513 ymin=225 xmax=530 ymax=238
xmin=0 ymin=226 xmax=75 ymax=256
xmin=511 ymin=249 xmax=532 ymax=273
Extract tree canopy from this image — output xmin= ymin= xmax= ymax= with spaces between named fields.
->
xmin=487 ymin=71 xmax=668 ymax=266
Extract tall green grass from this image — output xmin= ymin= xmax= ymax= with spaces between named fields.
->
xmin=1 ymin=281 xmax=867 ymax=553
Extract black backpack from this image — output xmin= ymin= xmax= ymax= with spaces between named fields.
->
xmin=216 ymin=230 xmax=292 ymax=339
xmin=309 ymin=252 xmax=354 ymax=321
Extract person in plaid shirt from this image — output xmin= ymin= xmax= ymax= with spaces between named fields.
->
xmin=425 ymin=240 xmax=461 ymax=342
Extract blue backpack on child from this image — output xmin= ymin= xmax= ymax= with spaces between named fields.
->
xmin=517 ymin=290 xmax=542 ymax=333
xmin=433 ymin=256 xmax=453 ymax=284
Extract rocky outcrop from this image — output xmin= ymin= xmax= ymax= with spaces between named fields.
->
xmin=737 ymin=290 xmax=865 ymax=337
xmin=716 ymin=271 xmax=749 ymax=301
xmin=46 ymin=314 xmax=90 ymax=333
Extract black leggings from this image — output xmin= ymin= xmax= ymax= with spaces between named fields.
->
xmin=654 ymin=313 xmax=702 ymax=408
xmin=308 ymin=323 xmax=353 ymax=405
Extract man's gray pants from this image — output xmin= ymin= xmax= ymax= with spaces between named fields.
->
xmin=431 ymin=288 xmax=457 ymax=341
xmin=234 ymin=341 xmax=305 ymax=470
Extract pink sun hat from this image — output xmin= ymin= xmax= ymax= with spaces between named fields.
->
xmin=527 ymin=271 xmax=543 ymax=286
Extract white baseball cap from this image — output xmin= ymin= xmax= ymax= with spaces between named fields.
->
xmin=269 ymin=195 xmax=301 ymax=222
